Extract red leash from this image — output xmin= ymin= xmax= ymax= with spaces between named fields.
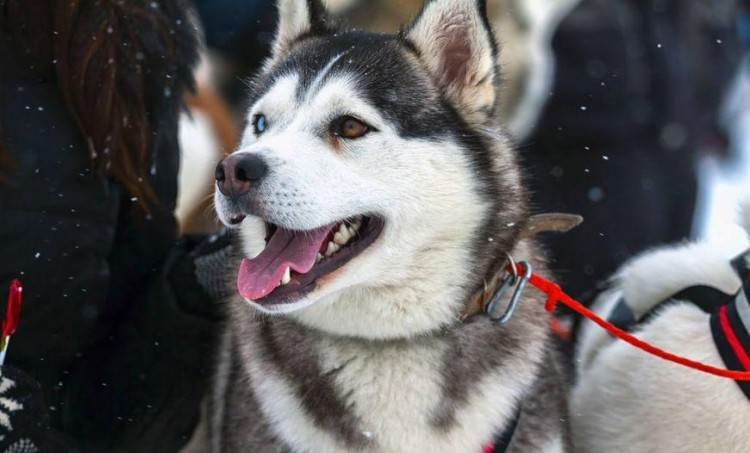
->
xmin=508 ymin=264 xmax=750 ymax=381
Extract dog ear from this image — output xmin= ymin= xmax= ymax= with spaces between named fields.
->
xmin=272 ymin=0 xmax=333 ymax=61
xmin=405 ymin=0 xmax=499 ymax=124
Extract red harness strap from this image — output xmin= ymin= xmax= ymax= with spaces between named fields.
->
xmin=508 ymin=264 xmax=750 ymax=381
xmin=717 ymin=305 xmax=750 ymax=370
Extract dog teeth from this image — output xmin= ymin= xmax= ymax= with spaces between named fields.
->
xmin=346 ymin=218 xmax=361 ymax=238
xmin=333 ymin=224 xmax=352 ymax=245
xmin=325 ymin=241 xmax=340 ymax=256
xmin=316 ymin=253 xmax=324 ymax=263
xmin=281 ymin=267 xmax=291 ymax=285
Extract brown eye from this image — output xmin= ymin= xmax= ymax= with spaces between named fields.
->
xmin=332 ymin=116 xmax=370 ymax=139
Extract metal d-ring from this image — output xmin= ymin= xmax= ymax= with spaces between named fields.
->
xmin=486 ymin=261 xmax=533 ymax=324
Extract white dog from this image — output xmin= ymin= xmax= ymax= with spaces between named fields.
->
xmin=207 ymin=0 xmax=572 ymax=451
xmin=572 ymin=206 xmax=750 ymax=452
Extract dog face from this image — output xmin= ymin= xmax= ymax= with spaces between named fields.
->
xmin=214 ymin=0 xmax=527 ymax=339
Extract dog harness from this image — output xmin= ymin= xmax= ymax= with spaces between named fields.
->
xmin=483 ymin=406 xmax=521 ymax=453
xmin=607 ymin=249 xmax=750 ymax=401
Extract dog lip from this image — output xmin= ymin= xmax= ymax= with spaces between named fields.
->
xmin=246 ymin=215 xmax=386 ymax=307
xmin=229 ymin=214 xmax=246 ymax=225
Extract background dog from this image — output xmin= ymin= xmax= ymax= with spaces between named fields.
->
xmin=208 ymin=0 xmax=570 ymax=451
xmin=572 ymin=205 xmax=750 ymax=452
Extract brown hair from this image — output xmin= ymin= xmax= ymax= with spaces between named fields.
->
xmin=0 ymin=0 xmax=197 ymax=205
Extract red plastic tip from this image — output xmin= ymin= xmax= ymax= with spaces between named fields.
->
xmin=2 ymin=279 xmax=23 ymax=337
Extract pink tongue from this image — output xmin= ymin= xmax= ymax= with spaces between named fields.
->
xmin=237 ymin=225 xmax=332 ymax=300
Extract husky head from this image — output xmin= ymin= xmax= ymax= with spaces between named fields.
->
xmin=214 ymin=0 xmax=528 ymax=339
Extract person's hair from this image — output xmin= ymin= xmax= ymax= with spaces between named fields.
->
xmin=0 ymin=0 xmax=197 ymax=205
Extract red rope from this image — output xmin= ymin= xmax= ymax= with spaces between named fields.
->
xmin=508 ymin=264 xmax=750 ymax=381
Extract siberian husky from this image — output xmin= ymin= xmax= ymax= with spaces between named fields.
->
xmin=572 ymin=206 xmax=750 ymax=452
xmin=209 ymin=0 xmax=570 ymax=451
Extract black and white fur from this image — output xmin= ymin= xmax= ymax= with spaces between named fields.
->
xmin=571 ymin=206 xmax=750 ymax=452
xmin=208 ymin=1 xmax=570 ymax=451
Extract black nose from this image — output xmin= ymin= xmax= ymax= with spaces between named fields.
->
xmin=216 ymin=153 xmax=268 ymax=198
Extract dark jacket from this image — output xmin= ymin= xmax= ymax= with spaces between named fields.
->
xmin=525 ymin=0 xmax=740 ymax=298
xmin=0 ymin=2 xmax=221 ymax=450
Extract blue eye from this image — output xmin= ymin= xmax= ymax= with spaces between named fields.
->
xmin=253 ymin=114 xmax=267 ymax=135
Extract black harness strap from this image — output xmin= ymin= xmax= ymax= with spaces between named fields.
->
xmin=710 ymin=252 xmax=750 ymax=400
xmin=608 ymin=285 xmax=735 ymax=332
xmin=491 ymin=406 xmax=521 ymax=453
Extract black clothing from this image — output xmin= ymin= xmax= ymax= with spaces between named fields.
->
xmin=0 ymin=1 xmax=223 ymax=450
xmin=0 ymin=80 xmax=120 ymax=400
xmin=525 ymin=0 xmax=740 ymax=297
xmin=0 ymin=366 xmax=71 ymax=451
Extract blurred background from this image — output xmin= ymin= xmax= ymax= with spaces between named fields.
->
xmin=183 ymin=0 xmax=750 ymax=297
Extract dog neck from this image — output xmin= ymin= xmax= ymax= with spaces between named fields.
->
xmin=231 ymin=280 xmax=552 ymax=452
xmin=461 ymin=213 xmax=582 ymax=321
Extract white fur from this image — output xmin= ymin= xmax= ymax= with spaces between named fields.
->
xmin=573 ymin=222 xmax=750 ymax=452
xmin=248 ymin=358 xmax=346 ymax=451
xmin=237 ymin=73 xmax=299 ymax=147
xmin=272 ymin=0 xmax=315 ymax=60
xmin=618 ymin=244 xmax=741 ymax=316
xmin=245 ymin=317 xmax=544 ymax=453
xmin=307 ymin=53 xmax=345 ymax=97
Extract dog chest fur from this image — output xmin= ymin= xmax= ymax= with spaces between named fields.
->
xmin=213 ymin=253 xmax=566 ymax=452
